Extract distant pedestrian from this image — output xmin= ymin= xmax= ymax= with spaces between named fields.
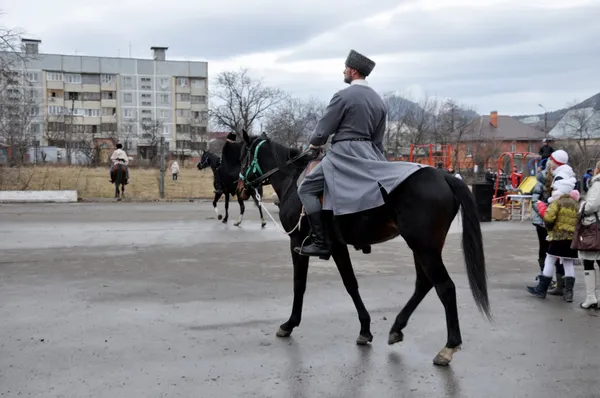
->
xmin=171 ymin=161 xmax=180 ymax=181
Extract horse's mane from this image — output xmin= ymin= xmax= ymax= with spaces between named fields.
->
xmin=266 ymin=139 xmax=311 ymax=178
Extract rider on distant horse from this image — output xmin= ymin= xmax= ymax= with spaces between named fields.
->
xmin=295 ymin=49 xmax=389 ymax=258
xmin=109 ymin=143 xmax=129 ymax=184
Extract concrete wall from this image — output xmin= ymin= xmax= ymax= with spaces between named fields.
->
xmin=0 ymin=190 xmax=78 ymax=203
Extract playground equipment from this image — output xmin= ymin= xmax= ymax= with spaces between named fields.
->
xmin=493 ymin=151 xmax=538 ymax=199
xmin=409 ymin=144 xmax=452 ymax=169
xmin=491 ymin=151 xmax=539 ymax=221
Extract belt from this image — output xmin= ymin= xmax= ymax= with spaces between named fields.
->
xmin=333 ymin=138 xmax=370 ymax=144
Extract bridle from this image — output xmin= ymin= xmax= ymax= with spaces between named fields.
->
xmin=239 ymin=139 xmax=314 ymax=189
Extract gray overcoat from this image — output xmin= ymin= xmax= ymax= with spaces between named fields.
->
xmin=309 ymin=80 xmax=424 ymax=215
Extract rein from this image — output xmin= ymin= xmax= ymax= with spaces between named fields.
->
xmin=240 ymin=140 xmax=313 ymax=187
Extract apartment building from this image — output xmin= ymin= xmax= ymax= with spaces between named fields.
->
xmin=6 ymin=39 xmax=208 ymax=162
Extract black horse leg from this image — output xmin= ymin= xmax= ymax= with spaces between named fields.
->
xmin=252 ymin=193 xmax=266 ymax=228
xmin=330 ymin=242 xmax=373 ymax=345
xmin=121 ymin=182 xmax=125 ymax=198
xmin=213 ymin=192 xmax=223 ymax=220
xmin=222 ymin=193 xmax=230 ymax=223
xmin=234 ymin=195 xmax=245 ymax=227
xmin=277 ymin=236 xmax=310 ymax=337
xmin=417 ymin=250 xmax=462 ymax=366
xmin=388 ymin=253 xmax=433 ymax=345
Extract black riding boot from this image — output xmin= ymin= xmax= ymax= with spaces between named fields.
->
xmin=294 ymin=212 xmax=330 ymax=259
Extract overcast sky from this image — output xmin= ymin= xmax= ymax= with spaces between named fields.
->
xmin=3 ymin=0 xmax=598 ymax=115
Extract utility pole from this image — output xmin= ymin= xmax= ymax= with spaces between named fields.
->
xmin=538 ymin=103 xmax=548 ymax=137
xmin=159 ymin=136 xmax=165 ymax=198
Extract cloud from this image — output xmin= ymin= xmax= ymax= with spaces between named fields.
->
xmin=3 ymin=0 xmax=598 ymax=115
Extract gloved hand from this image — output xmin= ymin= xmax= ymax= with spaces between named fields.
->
xmin=537 ymin=201 xmax=548 ymax=217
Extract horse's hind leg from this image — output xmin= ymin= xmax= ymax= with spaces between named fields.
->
xmin=402 ymin=250 xmax=462 ymax=366
xmin=121 ymin=183 xmax=125 ymax=198
xmin=222 ymin=193 xmax=230 ymax=223
xmin=389 ymin=253 xmax=433 ymax=345
xmin=331 ymin=242 xmax=372 ymax=345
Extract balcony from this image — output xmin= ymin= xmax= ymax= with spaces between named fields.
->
xmin=101 ymin=99 xmax=117 ymax=108
xmin=102 ymin=115 xmax=117 ymax=124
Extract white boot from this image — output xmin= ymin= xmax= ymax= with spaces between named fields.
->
xmin=580 ymin=270 xmax=598 ymax=309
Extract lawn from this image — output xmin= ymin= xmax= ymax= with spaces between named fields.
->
xmin=0 ymin=166 xmax=275 ymax=200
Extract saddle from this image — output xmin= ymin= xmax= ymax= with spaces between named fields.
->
xmin=297 ymin=159 xmax=373 ymax=255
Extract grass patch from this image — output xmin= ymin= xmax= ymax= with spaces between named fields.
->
xmin=0 ymin=166 xmax=275 ymax=200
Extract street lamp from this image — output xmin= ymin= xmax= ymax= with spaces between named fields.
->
xmin=538 ymin=104 xmax=548 ymax=136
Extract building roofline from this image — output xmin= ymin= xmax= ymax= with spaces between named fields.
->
xmin=1 ymin=49 xmax=208 ymax=64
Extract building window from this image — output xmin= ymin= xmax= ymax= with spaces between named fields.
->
xmin=64 ymin=74 xmax=82 ymax=84
xmin=158 ymin=78 xmax=169 ymax=89
xmin=124 ymin=93 xmax=133 ymax=103
xmin=177 ymin=109 xmax=190 ymax=117
xmin=191 ymin=95 xmax=206 ymax=104
xmin=466 ymin=146 xmax=473 ymax=157
xmin=176 ymin=77 xmax=189 ymax=87
xmin=528 ymin=143 xmax=534 ymax=152
xmin=103 ymin=108 xmax=117 ymax=116
xmin=510 ymin=143 xmax=516 ymax=152
xmin=26 ymin=72 xmax=38 ymax=82
xmin=159 ymin=94 xmax=169 ymax=104
xmin=123 ymin=76 xmax=133 ymax=88
xmin=101 ymin=74 xmax=114 ymax=84
xmin=160 ymin=109 xmax=168 ymax=118
xmin=102 ymin=91 xmax=115 ymax=100
xmin=177 ymin=93 xmax=190 ymax=102
xmin=191 ymin=78 xmax=205 ymax=89
xmin=47 ymin=72 xmax=63 ymax=81
xmin=124 ymin=109 xmax=133 ymax=119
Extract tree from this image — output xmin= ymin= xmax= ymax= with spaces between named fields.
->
xmin=0 ymin=81 xmax=37 ymax=165
xmin=138 ymin=119 xmax=163 ymax=166
xmin=210 ymin=68 xmax=286 ymax=134
xmin=551 ymin=101 xmax=600 ymax=175
xmin=264 ymin=95 xmax=326 ymax=147
xmin=0 ymin=19 xmax=36 ymax=165
xmin=437 ymin=99 xmax=478 ymax=168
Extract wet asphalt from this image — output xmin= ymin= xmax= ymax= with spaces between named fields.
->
xmin=1 ymin=202 xmax=599 ymax=398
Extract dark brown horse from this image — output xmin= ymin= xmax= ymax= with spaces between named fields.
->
xmin=111 ymin=163 xmax=127 ymax=199
xmin=237 ymin=130 xmax=491 ymax=366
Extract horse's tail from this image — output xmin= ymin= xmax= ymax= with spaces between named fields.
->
xmin=444 ymin=173 xmax=492 ymax=321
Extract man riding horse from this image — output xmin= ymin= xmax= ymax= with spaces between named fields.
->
xmin=109 ymin=143 xmax=129 ymax=184
xmin=296 ymin=49 xmax=408 ymax=258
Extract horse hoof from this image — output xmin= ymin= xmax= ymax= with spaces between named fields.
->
xmin=261 ymin=222 xmax=267 ymax=228
xmin=218 ymin=215 xmax=223 ymax=220
xmin=356 ymin=333 xmax=373 ymax=345
xmin=233 ymin=222 xmax=241 ymax=227
xmin=222 ymin=219 xmax=228 ymax=224
xmin=388 ymin=331 xmax=404 ymax=345
xmin=276 ymin=327 xmax=292 ymax=338
xmin=433 ymin=345 xmax=461 ymax=366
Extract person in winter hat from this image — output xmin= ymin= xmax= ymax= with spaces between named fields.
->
xmin=530 ymin=149 xmax=568 ymax=294
xmin=576 ymin=160 xmax=600 ymax=309
xmin=548 ymin=163 xmax=577 ymax=204
xmin=527 ymin=164 xmax=579 ymax=302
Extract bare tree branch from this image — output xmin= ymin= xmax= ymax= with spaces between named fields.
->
xmin=209 ymin=68 xmax=286 ymax=134
xmin=263 ymin=95 xmax=326 ymax=147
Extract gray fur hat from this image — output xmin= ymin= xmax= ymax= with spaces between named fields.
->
xmin=345 ymin=49 xmax=376 ymax=77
